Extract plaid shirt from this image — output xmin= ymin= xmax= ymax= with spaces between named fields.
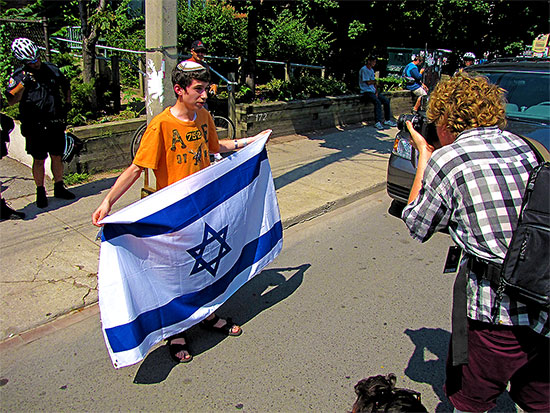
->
xmin=402 ymin=126 xmax=549 ymax=336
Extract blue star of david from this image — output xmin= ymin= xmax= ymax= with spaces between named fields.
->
xmin=187 ymin=223 xmax=232 ymax=277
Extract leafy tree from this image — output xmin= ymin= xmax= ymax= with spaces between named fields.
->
xmin=177 ymin=0 xmax=247 ymax=58
xmin=258 ymin=8 xmax=333 ymax=64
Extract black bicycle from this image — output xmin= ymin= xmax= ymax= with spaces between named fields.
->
xmin=130 ymin=113 xmax=236 ymax=159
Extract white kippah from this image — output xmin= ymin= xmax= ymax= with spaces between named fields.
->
xmin=176 ymin=61 xmax=204 ymax=72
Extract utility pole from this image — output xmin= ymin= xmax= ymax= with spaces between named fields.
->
xmin=145 ymin=0 xmax=178 ymax=122
xmin=142 ymin=0 xmax=178 ymax=194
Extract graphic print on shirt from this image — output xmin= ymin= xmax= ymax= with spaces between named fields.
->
xmin=201 ymin=123 xmax=208 ymax=143
xmin=190 ymin=143 xmax=203 ymax=165
xmin=171 ymin=129 xmax=186 ymax=152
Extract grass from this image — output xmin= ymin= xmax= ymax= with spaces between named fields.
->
xmin=64 ymin=172 xmax=91 ymax=186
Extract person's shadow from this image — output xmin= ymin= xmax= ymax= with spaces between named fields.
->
xmin=2 ymin=175 xmax=118 ymax=220
xmin=404 ymin=327 xmax=519 ymax=412
xmin=133 ymin=263 xmax=309 ymax=384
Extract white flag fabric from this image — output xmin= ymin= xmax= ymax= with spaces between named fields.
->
xmin=97 ymin=130 xmax=282 ymax=368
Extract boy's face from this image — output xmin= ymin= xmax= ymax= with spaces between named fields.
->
xmin=175 ymin=79 xmax=209 ymax=110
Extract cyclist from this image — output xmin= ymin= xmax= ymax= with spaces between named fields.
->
xmin=462 ymin=52 xmax=476 ymax=67
xmin=5 ymin=37 xmax=75 ymax=208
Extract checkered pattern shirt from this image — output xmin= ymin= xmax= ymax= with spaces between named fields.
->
xmin=402 ymin=126 xmax=549 ymax=336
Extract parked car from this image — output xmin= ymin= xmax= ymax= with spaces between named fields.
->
xmin=386 ymin=59 xmax=550 ymax=212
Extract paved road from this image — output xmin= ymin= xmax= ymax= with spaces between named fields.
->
xmin=0 ymin=191 xmax=520 ymax=412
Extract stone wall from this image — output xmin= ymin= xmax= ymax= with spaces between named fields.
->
xmin=235 ymin=91 xmax=413 ymax=138
xmin=67 ymin=117 xmax=146 ymax=174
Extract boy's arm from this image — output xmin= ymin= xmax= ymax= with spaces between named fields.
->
xmin=92 ymin=163 xmax=144 ymax=226
xmin=217 ymin=134 xmax=270 ymax=153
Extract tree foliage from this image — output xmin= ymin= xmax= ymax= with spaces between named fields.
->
xmin=258 ymin=8 xmax=333 ymax=64
xmin=177 ymin=0 xmax=247 ymax=57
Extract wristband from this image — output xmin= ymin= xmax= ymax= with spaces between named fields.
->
xmin=234 ymin=139 xmax=238 ymax=149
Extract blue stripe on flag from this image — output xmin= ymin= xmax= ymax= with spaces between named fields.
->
xmin=102 ymin=149 xmax=268 ymax=242
xmin=104 ymin=220 xmax=282 ymax=353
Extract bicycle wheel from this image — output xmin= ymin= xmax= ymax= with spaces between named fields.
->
xmin=213 ymin=115 xmax=236 ymax=140
xmin=131 ymin=121 xmax=147 ymax=160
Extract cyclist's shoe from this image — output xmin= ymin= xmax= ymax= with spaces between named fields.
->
xmin=36 ymin=186 xmax=48 ymax=208
xmin=54 ymin=182 xmax=76 ymax=200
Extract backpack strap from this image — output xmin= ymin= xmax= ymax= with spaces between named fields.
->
xmin=451 ymin=255 xmax=470 ymax=366
xmin=519 ymin=135 xmax=550 ymax=163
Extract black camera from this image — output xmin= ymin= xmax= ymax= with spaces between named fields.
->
xmin=397 ymin=113 xmax=439 ymax=146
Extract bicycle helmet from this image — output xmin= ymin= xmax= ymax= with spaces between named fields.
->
xmin=11 ymin=37 xmax=39 ymax=63
xmin=463 ymin=52 xmax=476 ymax=60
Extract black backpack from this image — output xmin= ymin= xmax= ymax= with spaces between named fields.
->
xmin=496 ymin=159 xmax=550 ymax=309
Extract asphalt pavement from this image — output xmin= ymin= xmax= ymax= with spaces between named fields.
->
xmin=0 ymin=123 xmax=398 ymax=347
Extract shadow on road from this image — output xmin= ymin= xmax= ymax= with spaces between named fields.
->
xmin=133 ymin=263 xmax=310 ymax=384
xmin=1 ymin=176 xmax=118 ymax=220
xmin=404 ymin=327 xmax=519 ymax=413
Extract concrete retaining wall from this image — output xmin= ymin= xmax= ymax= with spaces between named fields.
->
xmin=235 ymin=91 xmax=413 ymax=138
xmin=7 ymin=91 xmax=414 ymax=174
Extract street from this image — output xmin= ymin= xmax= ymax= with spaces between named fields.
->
xmin=0 ymin=191 xmax=519 ymax=412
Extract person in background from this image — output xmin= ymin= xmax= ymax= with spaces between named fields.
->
xmin=92 ymin=61 xmax=266 ymax=364
xmin=402 ymin=55 xmax=428 ymax=113
xmin=462 ymin=52 xmax=476 ymax=67
xmin=0 ymin=93 xmax=25 ymax=220
xmin=359 ymin=56 xmax=397 ymax=130
xmin=186 ymin=40 xmax=218 ymax=96
xmin=5 ymin=38 xmax=74 ymax=208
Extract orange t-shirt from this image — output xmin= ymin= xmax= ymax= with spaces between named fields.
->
xmin=133 ymin=107 xmax=220 ymax=190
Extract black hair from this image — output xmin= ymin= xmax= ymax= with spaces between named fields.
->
xmin=171 ymin=65 xmax=211 ymax=97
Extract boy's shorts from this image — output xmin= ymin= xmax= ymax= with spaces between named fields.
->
xmin=412 ymin=87 xmax=428 ymax=97
xmin=445 ymin=319 xmax=550 ymax=413
xmin=21 ymin=121 xmax=66 ymax=160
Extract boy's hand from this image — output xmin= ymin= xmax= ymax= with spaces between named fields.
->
xmin=92 ymin=202 xmax=111 ymax=227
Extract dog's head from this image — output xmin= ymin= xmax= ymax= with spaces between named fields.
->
xmin=352 ymin=373 xmax=397 ymax=412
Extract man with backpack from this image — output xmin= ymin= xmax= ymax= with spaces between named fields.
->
xmin=401 ymin=72 xmax=549 ymax=413
xmin=5 ymin=37 xmax=74 ymax=208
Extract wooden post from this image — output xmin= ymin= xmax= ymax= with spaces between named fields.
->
xmin=42 ymin=17 xmax=51 ymax=62
xmin=284 ymin=62 xmax=291 ymax=82
xmin=139 ymin=58 xmax=145 ymax=97
xmin=228 ymin=72 xmax=236 ymax=128
xmin=111 ymin=53 xmax=121 ymax=112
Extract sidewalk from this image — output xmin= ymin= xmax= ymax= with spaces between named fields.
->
xmin=0 ymin=124 xmax=397 ymax=342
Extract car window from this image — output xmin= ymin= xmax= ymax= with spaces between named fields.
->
xmin=480 ymin=71 xmax=550 ymax=124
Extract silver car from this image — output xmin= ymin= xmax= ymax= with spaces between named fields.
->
xmin=386 ymin=60 xmax=550 ymax=210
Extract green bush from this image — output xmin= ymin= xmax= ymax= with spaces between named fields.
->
xmin=67 ymin=80 xmax=96 ymax=126
xmin=377 ymin=77 xmax=405 ymax=92
xmin=257 ymin=76 xmax=349 ymax=102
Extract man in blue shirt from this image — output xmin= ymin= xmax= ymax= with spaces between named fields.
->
xmin=359 ymin=56 xmax=396 ymax=130
xmin=403 ymin=55 xmax=428 ymax=113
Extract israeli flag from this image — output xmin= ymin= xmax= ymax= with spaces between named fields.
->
xmin=97 ymin=130 xmax=282 ymax=368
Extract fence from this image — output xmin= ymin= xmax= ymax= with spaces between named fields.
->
xmin=0 ymin=17 xmax=52 ymax=64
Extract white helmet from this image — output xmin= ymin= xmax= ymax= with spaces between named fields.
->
xmin=463 ymin=52 xmax=476 ymax=60
xmin=11 ymin=37 xmax=39 ymax=62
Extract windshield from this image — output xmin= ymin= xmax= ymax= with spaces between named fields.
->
xmin=479 ymin=71 xmax=550 ymax=124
